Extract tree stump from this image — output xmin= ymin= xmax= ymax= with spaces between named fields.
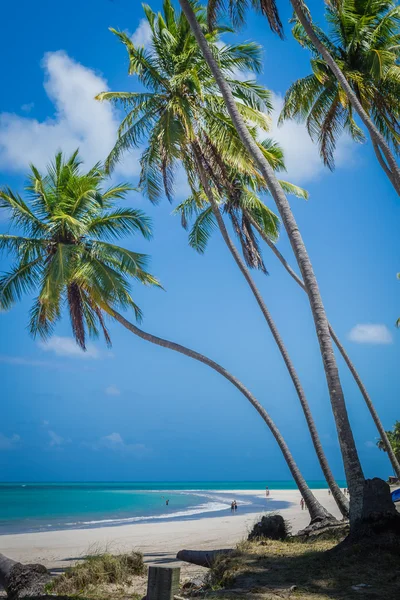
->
xmin=146 ymin=565 xmax=180 ymax=600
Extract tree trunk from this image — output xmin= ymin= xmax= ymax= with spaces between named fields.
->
xmin=191 ymin=141 xmax=348 ymax=517
xmin=111 ymin=309 xmax=333 ymax=523
xmin=245 ymin=209 xmax=400 ymax=481
xmin=0 ymin=553 xmax=50 ymax=600
xmin=178 ymin=0 xmax=386 ymax=528
xmin=289 ymin=0 xmax=400 ymax=196
xmin=176 ymin=549 xmax=233 ymax=567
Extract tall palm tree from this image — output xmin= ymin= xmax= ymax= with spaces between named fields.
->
xmin=97 ymin=0 xmax=346 ymax=516
xmin=177 ymin=0 xmax=397 ymax=527
xmin=206 ymin=0 xmax=400 ymax=194
xmin=178 ymin=145 xmax=400 ymax=482
xmin=0 ymin=150 xmax=333 ymax=523
xmin=280 ymin=0 xmax=400 ymax=174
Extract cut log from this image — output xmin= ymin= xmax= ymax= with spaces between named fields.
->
xmin=0 ymin=553 xmax=51 ymax=599
xmin=176 ymin=549 xmax=233 ymax=568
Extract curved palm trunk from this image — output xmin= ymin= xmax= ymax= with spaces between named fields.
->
xmin=289 ymin=0 xmax=400 ymax=196
xmin=191 ymin=141 xmax=347 ymax=517
xmin=178 ymin=0 xmax=374 ymax=527
xmin=245 ymin=210 xmax=400 ymax=480
xmin=111 ymin=309 xmax=332 ymax=522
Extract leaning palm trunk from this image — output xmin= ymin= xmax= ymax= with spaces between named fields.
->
xmin=191 ymin=141 xmax=348 ymax=517
xmin=111 ymin=309 xmax=333 ymax=522
xmin=289 ymin=0 xmax=400 ymax=196
xmin=245 ymin=210 xmax=400 ymax=481
xmin=178 ymin=0 xmax=384 ymax=527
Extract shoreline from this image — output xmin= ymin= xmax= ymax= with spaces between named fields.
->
xmin=0 ymin=488 xmax=343 ymax=571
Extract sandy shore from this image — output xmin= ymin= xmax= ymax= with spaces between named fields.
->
xmin=0 ymin=488 xmax=342 ymax=575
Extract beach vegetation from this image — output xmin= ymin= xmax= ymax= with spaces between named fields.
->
xmin=47 ymin=550 xmax=145 ymax=598
xmin=206 ymin=535 xmax=400 ymax=598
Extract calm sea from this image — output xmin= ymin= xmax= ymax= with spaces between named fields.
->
xmin=0 ymin=481 xmax=345 ymax=535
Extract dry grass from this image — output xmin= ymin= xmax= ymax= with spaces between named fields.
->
xmin=206 ymin=534 xmax=400 ymax=600
xmin=47 ymin=548 xmax=146 ymax=599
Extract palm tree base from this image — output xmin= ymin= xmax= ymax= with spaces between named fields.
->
xmin=297 ymin=518 xmax=348 ymax=540
xmin=0 ymin=554 xmax=51 ymax=600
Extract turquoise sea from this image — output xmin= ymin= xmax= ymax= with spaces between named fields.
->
xmin=0 ymin=481 xmax=345 ymax=535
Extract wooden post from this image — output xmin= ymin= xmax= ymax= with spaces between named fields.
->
xmin=146 ymin=565 xmax=181 ymax=600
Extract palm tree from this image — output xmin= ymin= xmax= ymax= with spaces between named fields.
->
xmin=97 ymin=0 xmax=346 ymax=516
xmin=280 ymin=0 xmax=400 ymax=175
xmin=177 ymin=0 xmax=397 ymax=527
xmin=0 ymin=150 xmax=333 ymax=523
xmin=176 ymin=142 xmax=400 ymax=481
xmin=206 ymin=0 xmax=400 ymax=194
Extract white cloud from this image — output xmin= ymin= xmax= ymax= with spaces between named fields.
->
xmin=131 ymin=19 xmax=152 ymax=48
xmin=21 ymin=102 xmax=34 ymax=113
xmin=0 ymin=433 xmax=20 ymax=450
xmin=0 ymin=51 xmax=140 ymax=177
xmin=93 ymin=432 xmax=149 ymax=456
xmin=267 ymin=92 xmax=354 ymax=185
xmin=48 ymin=430 xmax=64 ymax=446
xmin=39 ymin=336 xmax=100 ymax=359
xmin=348 ymin=324 xmax=393 ymax=345
xmin=105 ymin=385 xmax=121 ymax=396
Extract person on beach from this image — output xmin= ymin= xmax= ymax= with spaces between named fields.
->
xmin=166 ymin=499 xmax=169 ymax=506
xmin=234 ymin=500 xmax=238 ymax=511
xmin=300 ymin=497 xmax=305 ymax=510
xmin=231 ymin=501 xmax=235 ymax=513
xmin=265 ymin=486 xmax=270 ymax=497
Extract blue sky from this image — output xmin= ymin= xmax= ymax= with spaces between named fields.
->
xmin=0 ymin=0 xmax=399 ymax=483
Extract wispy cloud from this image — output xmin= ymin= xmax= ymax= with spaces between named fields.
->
xmin=348 ymin=324 xmax=393 ymax=345
xmin=131 ymin=19 xmax=152 ymax=47
xmin=38 ymin=336 xmax=100 ymax=359
xmin=48 ymin=430 xmax=64 ymax=446
xmin=89 ymin=432 xmax=150 ymax=457
xmin=0 ymin=355 xmax=54 ymax=368
xmin=0 ymin=51 xmax=140 ymax=177
xmin=365 ymin=440 xmax=376 ymax=448
xmin=0 ymin=433 xmax=20 ymax=450
xmin=105 ymin=385 xmax=121 ymax=396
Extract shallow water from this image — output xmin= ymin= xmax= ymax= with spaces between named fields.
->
xmin=0 ymin=481 xmax=344 ymax=534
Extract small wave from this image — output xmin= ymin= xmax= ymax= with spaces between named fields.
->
xmin=65 ymin=501 xmax=230 ymax=527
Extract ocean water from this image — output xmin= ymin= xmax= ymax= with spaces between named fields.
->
xmin=0 ymin=481 xmax=344 ymax=535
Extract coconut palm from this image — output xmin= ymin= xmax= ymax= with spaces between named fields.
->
xmin=0 ymin=150 xmax=332 ymax=524
xmin=98 ymin=0 xmax=346 ymax=516
xmin=178 ymin=140 xmax=400 ymax=483
xmin=206 ymin=0 xmax=400 ymax=194
xmin=280 ymin=0 xmax=400 ymax=173
xmin=177 ymin=0 xmax=397 ymax=527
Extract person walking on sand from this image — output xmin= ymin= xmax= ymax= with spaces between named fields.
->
xmin=300 ymin=497 xmax=305 ymax=510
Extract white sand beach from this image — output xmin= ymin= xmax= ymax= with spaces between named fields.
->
xmin=0 ymin=488 xmax=342 ymax=575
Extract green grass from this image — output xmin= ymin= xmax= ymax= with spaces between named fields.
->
xmin=206 ymin=535 xmax=400 ymax=599
xmin=47 ymin=550 xmax=146 ymax=599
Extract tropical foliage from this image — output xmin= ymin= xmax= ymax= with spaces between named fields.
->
xmin=0 ymin=151 xmax=159 ymax=350
xmin=377 ymin=421 xmax=400 ymax=462
xmin=280 ymin=0 xmax=400 ymax=169
xmin=96 ymin=0 xmax=276 ymax=205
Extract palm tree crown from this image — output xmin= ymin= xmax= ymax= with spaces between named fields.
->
xmin=0 ymin=151 xmax=159 ymax=350
xmin=280 ymin=0 xmax=400 ymax=169
xmin=96 ymin=0 xmax=274 ymax=203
